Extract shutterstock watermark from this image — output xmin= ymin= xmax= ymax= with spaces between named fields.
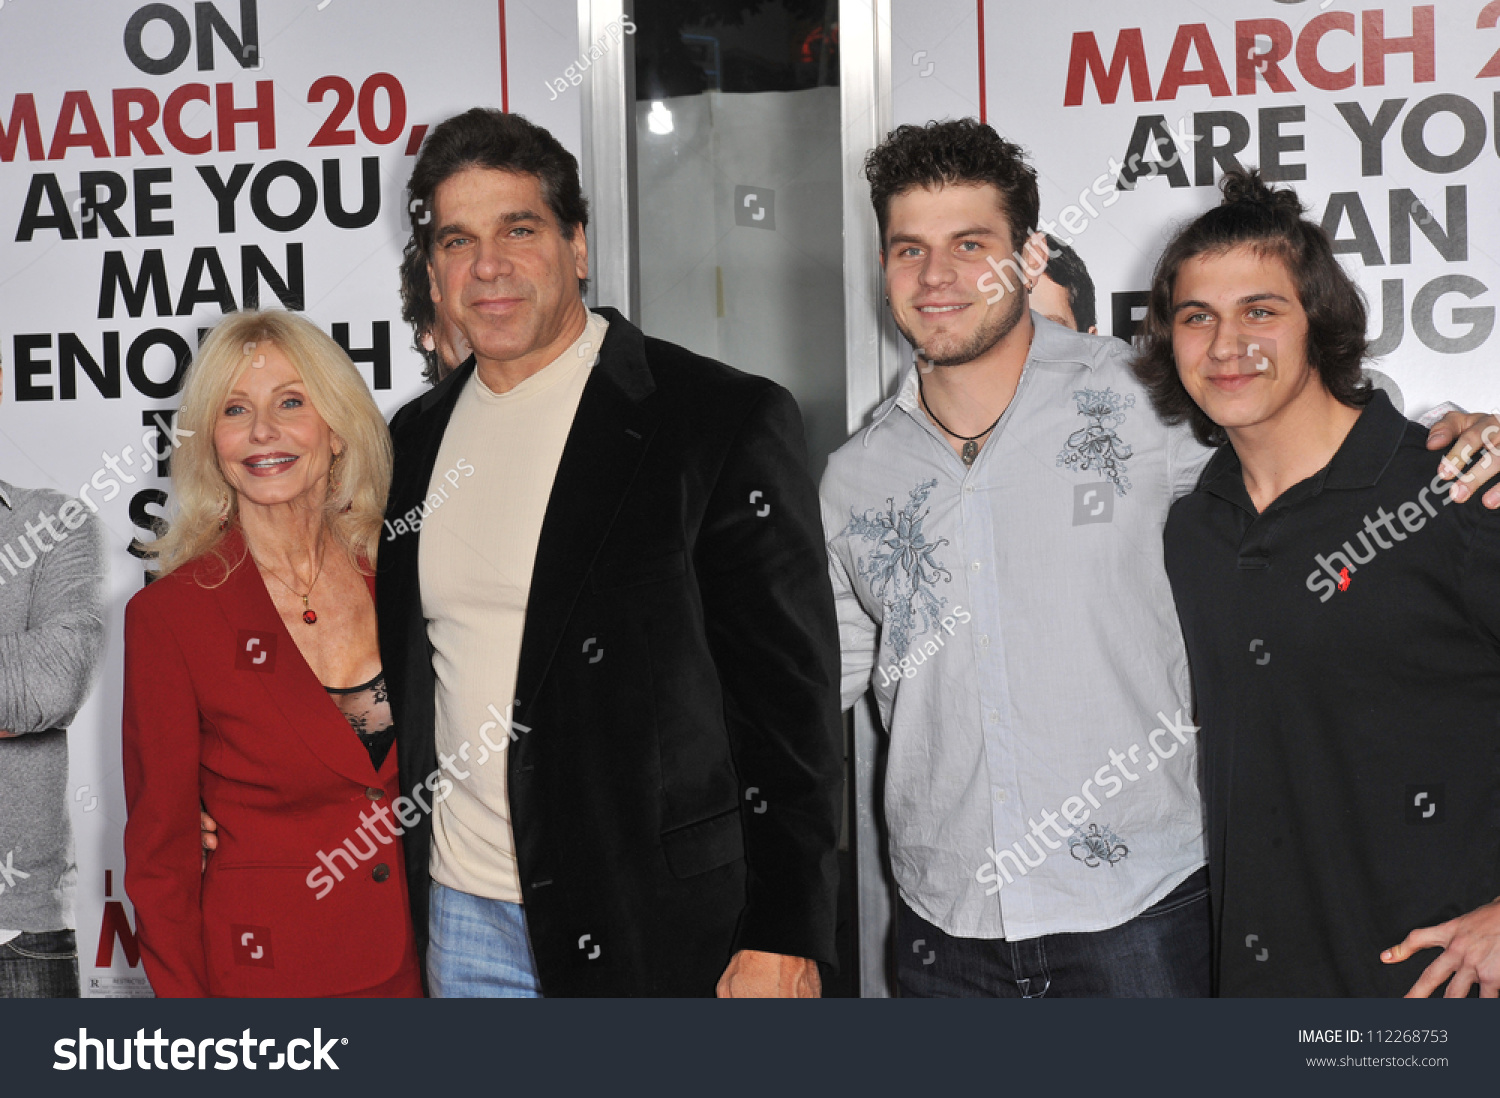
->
xmin=306 ymin=701 xmax=530 ymax=898
xmin=974 ymin=709 xmax=1197 ymax=895
xmin=54 ymin=1028 xmax=344 ymax=1071
xmin=0 ymin=415 xmax=191 ymax=585
xmin=1305 ymin=421 xmax=1500 ymax=601
xmin=975 ymin=113 xmax=1199 ymax=306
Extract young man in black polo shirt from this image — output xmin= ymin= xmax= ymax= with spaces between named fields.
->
xmin=1136 ymin=170 xmax=1500 ymax=997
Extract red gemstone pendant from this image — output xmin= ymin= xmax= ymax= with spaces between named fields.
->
xmin=303 ymin=609 xmax=318 ymax=625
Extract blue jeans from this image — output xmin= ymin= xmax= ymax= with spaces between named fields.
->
xmin=427 ymin=881 xmax=543 ymax=998
xmin=897 ymin=868 xmax=1211 ymax=997
xmin=0 ymin=930 xmax=81 ymax=998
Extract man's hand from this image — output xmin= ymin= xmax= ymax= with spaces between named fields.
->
xmin=1426 ymin=410 xmax=1500 ymax=506
xmin=1382 ymin=897 xmax=1500 ymax=997
xmin=716 ymin=950 xmax=821 ymax=998
xmin=0 ymin=730 xmax=16 ymax=738
xmin=200 ymin=810 xmax=217 ymax=872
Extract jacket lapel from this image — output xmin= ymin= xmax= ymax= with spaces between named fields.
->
xmin=210 ymin=529 xmax=378 ymax=786
xmin=513 ymin=309 xmax=661 ymax=706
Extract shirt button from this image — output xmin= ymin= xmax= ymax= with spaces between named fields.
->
xmin=970 ymin=561 xmax=982 ymax=572
xmin=964 ymin=485 xmax=975 ymax=495
xmin=365 ymin=787 xmax=384 ymax=801
xmin=993 ymin=789 xmax=1009 ymax=804
xmin=372 ymin=863 xmax=390 ymax=883
xmin=987 ymin=710 xmax=1000 ymax=723
xmin=977 ymin=634 xmax=990 ymax=647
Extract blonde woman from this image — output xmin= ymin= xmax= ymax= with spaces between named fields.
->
xmin=122 ymin=310 xmax=421 ymax=997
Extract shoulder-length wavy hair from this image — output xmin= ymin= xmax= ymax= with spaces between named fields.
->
xmin=1133 ymin=169 xmax=1372 ymax=447
xmin=149 ymin=310 xmax=393 ymax=582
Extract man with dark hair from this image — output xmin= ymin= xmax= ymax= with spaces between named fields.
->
xmin=399 ymin=246 xmax=470 ymax=385
xmin=378 ymin=108 xmax=842 ymax=997
xmin=1032 ymin=235 xmax=1097 ymax=334
xmin=1152 ymin=171 xmax=1500 ymax=997
xmin=0 ymin=353 xmax=106 ymax=998
xmin=821 ymin=119 xmax=1500 ymax=998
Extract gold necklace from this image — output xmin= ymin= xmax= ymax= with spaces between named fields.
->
xmin=257 ymin=542 xmax=327 ymax=625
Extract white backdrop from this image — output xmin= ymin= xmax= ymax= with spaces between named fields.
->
xmin=0 ymin=0 xmax=581 ymax=996
xmin=891 ymin=0 xmax=1500 ymax=418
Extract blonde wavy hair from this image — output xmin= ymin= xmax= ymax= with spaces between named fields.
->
xmin=149 ymin=310 xmax=393 ymax=581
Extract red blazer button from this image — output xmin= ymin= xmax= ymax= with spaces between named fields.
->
xmin=372 ymin=863 xmax=390 ymax=882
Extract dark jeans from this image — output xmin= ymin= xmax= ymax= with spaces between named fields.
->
xmin=898 ymin=868 xmax=1211 ymax=998
xmin=0 ymin=930 xmax=81 ymax=998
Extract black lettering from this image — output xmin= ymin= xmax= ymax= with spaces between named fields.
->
xmin=1402 ymin=94 xmax=1486 ymax=174
xmin=195 ymin=0 xmax=260 ymax=71
xmin=197 ymin=163 xmax=253 ymax=232
xmin=59 ymin=332 xmax=122 ymax=399
xmin=1390 ymin=186 xmax=1466 ymax=264
xmin=1115 ymin=115 xmax=1190 ymax=191
xmin=1192 ymin=111 xmax=1250 ymax=187
xmin=249 ymin=160 xmax=317 ymax=232
xmin=1334 ymin=100 xmax=1405 ymax=177
xmin=1413 ymin=276 xmax=1494 ymax=355
xmin=1366 ymin=279 xmax=1405 ymax=357
xmin=99 ymin=250 xmax=173 ymax=319
xmin=333 ymin=321 xmax=391 ymax=390
xmin=78 ymin=171 xmax=130 ymax=239
xmin=241 ymin=243 xmax=304 ymax=309
xmin=13 ymin=334 xmax=53 ymax=400
xmin=1321 ymin=192 xmax=1384 ymax=266
xmin=1259 ymin=105 xmax=1306 ymax=182
xmin=176 ymin=247 xmax=236 ymax=314
xmin=135 ymin=167 xmax=174 ymax=237
xmin=15 ymin=174 xmax=77 ymax=242
xmin=322 ymin=157 xmax=380 ymax=229
xmin=128 ymin=488 xmax=170 ymax=561
xmin=123 ymin=3 xmax=192 ymax=76
xmin=127 ymin=328 xmax=193 ymax=398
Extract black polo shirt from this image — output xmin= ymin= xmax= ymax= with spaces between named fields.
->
xmin=1164 ymin=390 xmax=1500 ymax=996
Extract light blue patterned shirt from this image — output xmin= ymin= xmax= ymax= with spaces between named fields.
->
xmin=821 ymin=315 xmax=1213 ymax=941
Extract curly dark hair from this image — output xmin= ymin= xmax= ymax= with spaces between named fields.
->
xmin=1133 ymin=169 xmax=1372 ymax=448
xmin=1042 ymin=234 xmax=1096 ymax=331
xmin=401 ymin=109 xmax=590 ymax=384
xmin=863 ymin=119 xmax=1038 ymax=254
xmin=398 ymin=244 xmax=444 ymax=385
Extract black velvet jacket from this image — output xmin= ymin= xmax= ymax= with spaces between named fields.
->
xmin=377 ymin=308 xmax=843 ymax=995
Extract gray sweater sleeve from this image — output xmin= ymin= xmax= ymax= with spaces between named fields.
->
xmin=0 ymin=504 xmax=106 ymax=735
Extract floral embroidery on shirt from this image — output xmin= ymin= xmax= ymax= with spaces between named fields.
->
xmin=1069 ymin=823 xmax=1130 ymax=868
xmin=1057 ymin=388 xmax=1134 ymax=496
xmin=842 ymin=479 xmax=952 ymax=658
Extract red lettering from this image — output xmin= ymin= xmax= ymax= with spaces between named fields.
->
xmin=1362 ymin=6 xmax=1436 ymax=86
xmin=0 ymin=93 xmax=43 ymax=162
xmin=1157 ymin=24 xmax=1232 ymax=101
xmin=113 ymin=88 xmax=163 ymax=157
xmin=1235 ymin=20 xmax=1295 ymax=96
xmin=1480 ymin=0 xmax=1500 ymax=79
xmin=1064 ymin=29 xmax=1152 ymax=106
xmin=47 ymin=90 xmax=109 ymax=160
xmin=163 ymin=83 xmax=211 ymax=155
xmin=215 ymin=79 xmax=275 ymax=152
xmin=1298 ymin=12 xmax=1358 ymax=92
xmin=94 ymin=900 xmax=142 ymax=968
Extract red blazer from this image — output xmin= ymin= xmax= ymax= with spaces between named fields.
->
xmin=122 ymin=530 xmax=421 ymax=998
